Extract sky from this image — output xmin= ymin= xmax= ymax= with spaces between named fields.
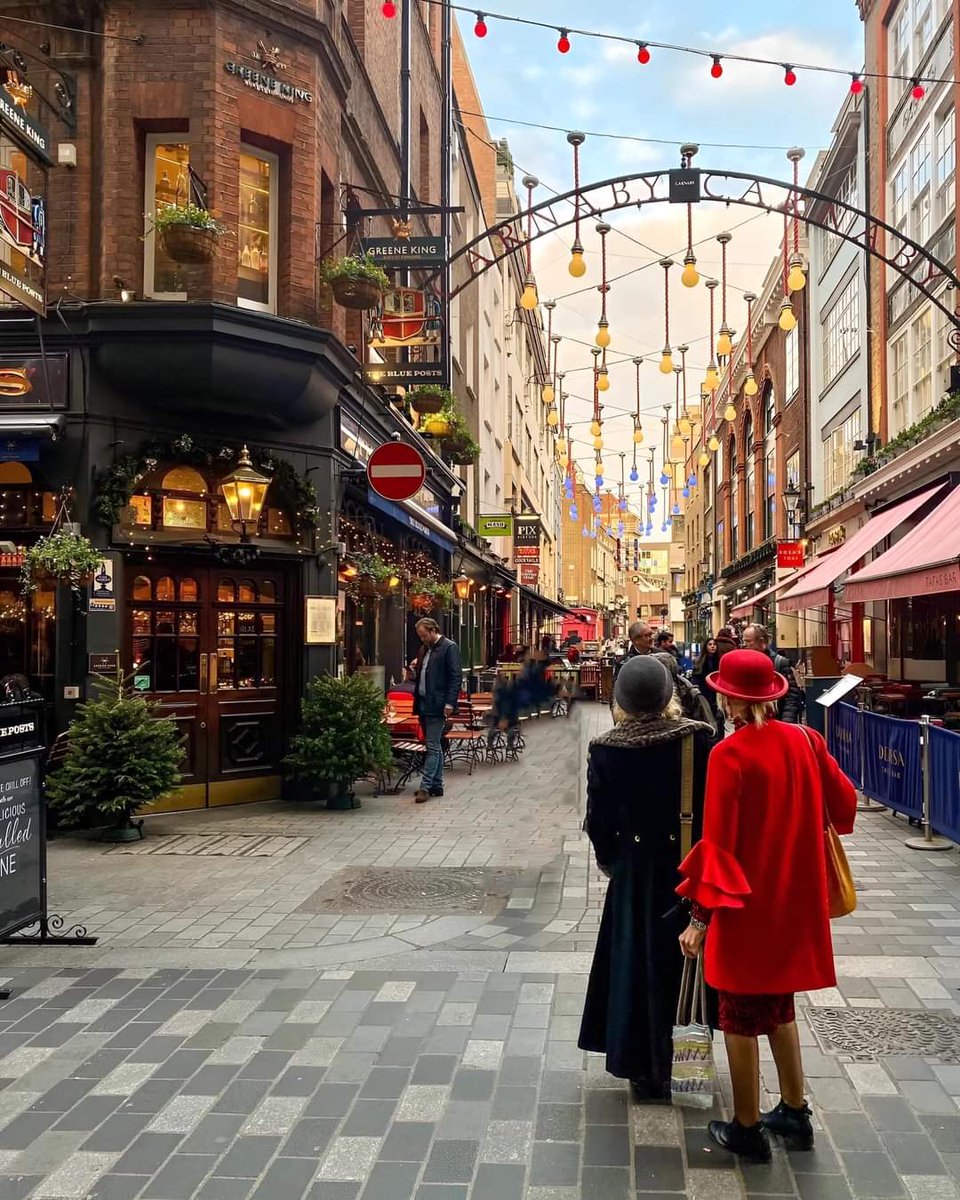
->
xmin=461 ymin=1 xmax=867 ymax=504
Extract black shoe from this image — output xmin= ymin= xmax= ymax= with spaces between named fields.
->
xmin=429 ymin=787 xmax=444 ymax=797
xmin=761 ymin=1100 xmax=814 ymax=1150
xmin=708 ymin=1119 xmax=772 ymax=1163
xmin=630 ymin=1079 xmax=669 ymax=1104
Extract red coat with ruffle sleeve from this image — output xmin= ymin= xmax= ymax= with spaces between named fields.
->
xmin=677 ymin=721 xmax=857 ymax=995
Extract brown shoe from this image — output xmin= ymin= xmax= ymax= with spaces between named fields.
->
xmin=414 ymin=789 xmax=430 ymax=804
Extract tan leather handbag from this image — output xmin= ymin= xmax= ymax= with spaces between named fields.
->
xmin=801 ymin=726 xmax=856 ymax=919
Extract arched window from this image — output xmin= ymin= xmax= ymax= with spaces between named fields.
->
xmin=744 ymin=413 xmax=755 ymax=550
xmin=161 ymin=466 xmax=208 ymax=530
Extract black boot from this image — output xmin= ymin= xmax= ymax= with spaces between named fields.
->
xmin=761 ymin=1100 xmax=814 ymax=1150
xmin=708 ymin=1119 xmax=772 ymax=1163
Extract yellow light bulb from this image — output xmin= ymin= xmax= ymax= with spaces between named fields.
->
xmin=541 ymin=383 xmax=555 ymax=405
xmin=556 ymin=437 xmax=567 ymax=455
xmin=659 ymin=350 xmax=673 ymax=374
xmin=568 ymin=249 xmax=587 ymax=278
xmin=679 ymin=417 xmax=692 ymax=437
xmin=708 ymin=435 xmax=720 ymax=452
xmin=590 ymin=419 xmax=602 ymax=437
xmin=705 ymin=366 xmax=720 ymax=391
xmin=662 ymin=462 xmax=674 ymax=478
xmin=520 ymin=282 xmax=538 ymax=310
xmin=717 ymin=330 xmax=733 ymax=357
xmin=744 ymin=372 xmax=759 ymax=397
xmin=681 ymin=258 xmax=700 ymax=288
xmin=778 ymin=300 xmax=797 ymax=331
xmin=593 ymin=435 xmax=604 ymax=450
xmin=633 ymin=427 xmax=644 ymax=445
xmin=724 ymin=403 xmax=736 ymax=422
xmin=670 ymin=435 xmax=685 ymax=461
xmin=595 ymin=323 xmax=611 ymax=349
xmin=788 ymin=259 xmax=807 ymax=292
xmin=699 ymin=450 xmax=710 ymax=467
xmin=547 ymin=408 xmax=559 ymax=427
xmin=597 ymin=370 xmax=610 ymax=392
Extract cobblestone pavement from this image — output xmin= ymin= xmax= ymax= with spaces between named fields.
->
xmin=0 ymin=707 xmax=958 ymax=1198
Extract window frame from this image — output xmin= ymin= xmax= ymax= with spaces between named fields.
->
xmin=822 ymin=274 xmax=861 ymax=385
xmin=237 ymin=144 xmax=279 ymax=315
xmin=144 ymin=134 xmax=191 ymax=301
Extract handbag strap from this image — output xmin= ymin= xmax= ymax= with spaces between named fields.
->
xmin=675 ymin=953 xmax=708 ymax=1025
xmin=798 ymin=724 xmax=832 ymax=833
xmin=679 ymin=733 xmax=695 ymax=859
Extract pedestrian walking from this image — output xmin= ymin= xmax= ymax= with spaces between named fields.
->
xmin=579 ymin=656 xmax=715 ymax=1101
xmin=676 ymin=650 xmax=857 ymax=1161
xmin=412 ymin=617 xmax=462 ymax=804
xmin=742 ymin=623 xmax=803 ymax=723
xmin=655 ymin=629 xmax=680 ymax=662
xmin=652 ymin=651 xmax=716 ymax=728
xmin=692 ymin=638 xmax=724 ymax=740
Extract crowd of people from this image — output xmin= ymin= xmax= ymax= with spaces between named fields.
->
xmin=578 ymin=627 xmax=856 ymax=1164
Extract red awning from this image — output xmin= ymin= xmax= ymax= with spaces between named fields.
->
xmin=842 ymin=484 xmax=960 ymax=603
xmin=778 ymin=484 xmax=944 ymax=613
xmin=729 ymin=558 xmax=823 ymax=617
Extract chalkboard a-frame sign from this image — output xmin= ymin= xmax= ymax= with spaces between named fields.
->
xmin=0 ymin=709 xmax=43 ymax=942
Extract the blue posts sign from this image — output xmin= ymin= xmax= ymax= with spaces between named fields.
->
xmin=830 ymin=702 xmax=862 ymax=788
xmin=928 ymin=725 xmax=960 ymax=845
xmin=861 ymin=712 xmax=922 ymax=818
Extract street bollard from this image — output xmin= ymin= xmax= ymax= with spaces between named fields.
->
xmin=905 ymin=715 xmax=953 ymax=852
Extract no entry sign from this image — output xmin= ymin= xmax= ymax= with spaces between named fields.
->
xmin=366 ymin=441 xmax=426 ymax=503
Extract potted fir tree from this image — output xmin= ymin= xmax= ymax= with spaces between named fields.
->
xmin=319 ymin=254 xmax=390 ymax=310
xmin=45 ymin=669 xmax=185 ymax=841
xmin=22 ymin=530 xmax=104 ymax=594
xmin=152 ymin=203 xmax=225 ymax=264
xmin=285 ymin=673 xmax=395 ymax=810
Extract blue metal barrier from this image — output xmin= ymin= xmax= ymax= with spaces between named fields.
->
xmin=929 ymin=725 xmax=960 ymax=845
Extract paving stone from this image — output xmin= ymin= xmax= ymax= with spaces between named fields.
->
xmin=492 ymin=1085 xmax=538 ymax=1120
xmin=536 ymin=1103 xmax=581 ymax=1141
xmin=379 ymin=1120 xmax=436 ymax=1161
xmin=422 ymin=1138 xmax=479 ymax=1183
xmin=359 ymin=1160 xmax=421 ymax=1200
xmin=881 ymin=1130 xmax=949 ymax=1175
xmin=900 ymin=1082 xmax=960 ymax=1115
xmin=530 ymin=1141 xmax=581 ymax=1186
xmin=279 ymin=1117 xmax=339 ymax=1158
xmin=303 ymin=1083 xmax=360 ymax=1119
xmin=248 ymin=1156 xmax=316 ymax=1199
xmin=87 ymin=1175 xmax=152 ymax=1200
xmin=450 ymin=1069 xmax=495 ymax=1101
xmin=111 ymin=1132 xmax=182 ymax=1177
xmin=33 ymin=1151 xmax=119 ymax=1197
xmin=82 ymin=1112 xmax=155 ymax=1152
xmin=471 ymin=1162 xmax=526 ymax=1200
xmin=797 ymin=1177 xmax=855 ymax=1200
xmin=634 ymin=1144 xmax=685 ymax=1191
xmin=826 ymin=1112 xmax=885 ymax=1152
xmin=920 ymin=1116 xmax=960 ymax=1153
xmin=178 ymin=1114 xmax=244 ymax=1155
xmin=840 ymin=1150 xmax=907 ymax=1197
xmin=317 ymin=1135 xmax=383 ymax=1181
xmin=903 ymin=1179 xmax=960 ymax=1200
xmin=412 ymin=1056 xmax=458 ymax=1085
xmin=213 ymin=1134 xmax=279 ymax=1177
xmin=141 ymin=1153 xmax=216 ymax=1197
xmin=865 ymin=1097 xmax=923 ymax=1132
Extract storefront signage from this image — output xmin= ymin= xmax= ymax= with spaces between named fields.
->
xmin=361 ymin=236 xmax=449 ymax=267
xmin=363 ymin=358 xmax=447 ymax=388
xmin=0 ymin=438 xmax=37 ymax=461
xmin=224 ymin=61 xmax=313 ymax=104
xmin=861 ymin=711 xmax=922 ymax=817
xmin=0 ymin=80 xmax=53 ymax=165
xmin=0 ymin=258 xmax=44 ymax=315
xmin=369 ymin=287 xmax=442 ymax=348
xmin=89 ymin=556 xmax=116 ymax=613
xmin=305 ymin=596 xmax=337 ymax=645
xmin=88 ymin=652 xmax=119 ymax=675
xmin=520 ymin=564 xmax=540 ymax=586
xmin=513 ymin=546 xmax=541 ymax=563
xmin=478 ymin=514 xmax=513 ymax=538
xmin=0 ymin=745 xmax=43 ymax=940
xmin=0 ymin=355 xmax=66 ymax=408
xmin=514 ymin=516 xmax=541 ymax=548
xmin=133 ymin=674 xmax=150 ymax=692
xmin=777 ymin=540 xmax=805 ymax=569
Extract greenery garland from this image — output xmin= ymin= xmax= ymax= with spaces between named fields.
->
xmin=853 ymin=390 xmax=960 ymax=479
xmin=92 ymin=435 xmax=320 ymax=530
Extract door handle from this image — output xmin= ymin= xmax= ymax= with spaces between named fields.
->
xmin=209 ymin=653 xmax=219 ymax=693
xmin=199 ymin=653 xmax=208 ymax=694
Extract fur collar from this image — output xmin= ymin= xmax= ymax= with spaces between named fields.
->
xmin=592 ymin=712 xmax=714 ymax=750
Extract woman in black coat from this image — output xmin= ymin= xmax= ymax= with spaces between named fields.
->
xmin=693 ymin=637 xmax=724 ymax=739
xmin=579 ymin=656 xmax=714 ymax=1101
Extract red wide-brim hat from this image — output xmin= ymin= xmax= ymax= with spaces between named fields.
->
xmin=706 ymin=649 xmax=790 ymax=703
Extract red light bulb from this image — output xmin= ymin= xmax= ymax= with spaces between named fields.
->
xmin=850 ymin=74 xmax=863 ymax=94
xmin=710 ymin=56 xmax=723 ymax=79
xmin=381 ymin=0 xmax=396 ymax=15
xmin=784 ymin=66 xmax=797 ymax=86
xmin=912 ymin=81 xmax=925 ymax=100
xmin=474 ymin=12 xmax=487 ymax=37
xmin=637 ymin=43 xmax=651 ymax=65
xmin=557 ymin=29 xmax=571 ymax=53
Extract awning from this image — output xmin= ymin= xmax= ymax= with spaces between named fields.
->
xmin=515 ymin=581 xmax=573 ymax=618
xmin=366 ymin=489 xmax=457 ymax=551
xmin=729 ymin=558 xmax=823 ymax=617
xmin=778 ymin=484 xmax=944 ymax=613
xmin=842 ymin=484 xmax=960 ymax=603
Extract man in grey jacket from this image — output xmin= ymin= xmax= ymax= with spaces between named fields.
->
xmin=743 ymin=623 xmax=803 ymax=723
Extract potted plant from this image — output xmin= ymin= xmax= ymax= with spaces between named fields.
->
xmin=21 ymin=530 xmax=104 ymax=594
xmin=45 ymin=669 xmax=185 ymax=841
xmin=152 ymin=203 xmax=225 ymax=265
xmin=319 ymin=253 xmax=390 ymax=310
xmin=419 ymin=411 xmax=453 ymax=438
xmin=408 ymin=384 xmax=453 ymax=416
xmin=351 ymin=553 xmax=401 ymax=597
xmin=285 ymin=673 xmax=395 ymax=810
xmin=409 ymin=578 xmax=453 ymax=613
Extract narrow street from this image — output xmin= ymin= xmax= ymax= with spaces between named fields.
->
xmin=0 ymin=711 xmax=958 ymax=1199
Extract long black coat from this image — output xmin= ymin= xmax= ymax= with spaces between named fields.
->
xmin=578 ymin=718 xmax=713 ymax=1095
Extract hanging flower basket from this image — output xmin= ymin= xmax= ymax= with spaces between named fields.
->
xmin=410 ymin=591 xmax=435 ymax=613
xmin=419 ymin=412 xmax=453 ymax=437
xmin=442 ymin=435 xmax=480 ymax=466
xmin=161 ymin=224 xmax=219 ymax=265
xmin=375 ymin=577 xmax=399 ymax=597
xmin=409 ymin=385 xmax=452 ymax=416
xmin=21 ymin=530 xmax=105 ymax=595
xmin=330 ymin=276 xmax=384 ymax=310
xmin=319 ymin=254 xmax=389 ymax=312
xmin=356 ymin=576 xmax=378 ymax=597
xmin=409 ymin=579 xmax=453 ymax=613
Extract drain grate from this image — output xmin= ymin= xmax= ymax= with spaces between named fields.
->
xmin=298 ymin=867 xmax=521 ymax=915
xmin=807 ymin=1007 xmax=960 ymax=1063
xmin=110 ymin=833 xmax=309 ymax=859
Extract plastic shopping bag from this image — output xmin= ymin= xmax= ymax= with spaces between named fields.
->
xmin=671 ymin=954 xmax=717 ymax=1111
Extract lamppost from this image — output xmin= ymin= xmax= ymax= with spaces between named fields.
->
xmin=218 ymin=446 xmax=272 ymax=564
xmin=782 ymin=481 xmax=804 ymax=538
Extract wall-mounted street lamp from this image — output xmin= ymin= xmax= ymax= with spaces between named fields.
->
xmin=782 ymin=481 xmax=804 ymax=535
xmin=220 ymin=446 xmax=272 ymax=542
xmin=453 ymin=573 xmax=473 ymax=602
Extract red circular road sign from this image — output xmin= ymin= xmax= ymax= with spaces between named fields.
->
xmin=366 ymin=440 xmax=427 ymax=502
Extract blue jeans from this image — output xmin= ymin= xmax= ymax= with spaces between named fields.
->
xmin=420 ymin=715 xmax=446 ymax=791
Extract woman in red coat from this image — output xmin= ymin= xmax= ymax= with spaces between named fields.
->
xmin=677 ymin=650 xmax=857 ymax=1163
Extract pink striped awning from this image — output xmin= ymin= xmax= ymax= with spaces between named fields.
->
xmin=778 ymin=484 xmax=944 ymax=613
xmin=842 ymin=484 xmax=960 ymax=603
xmin=728 ymin=558 xmax=823 ymax=617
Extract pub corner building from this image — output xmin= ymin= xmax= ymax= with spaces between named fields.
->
xmin=0 ymin=8 xmax=500 ymax=811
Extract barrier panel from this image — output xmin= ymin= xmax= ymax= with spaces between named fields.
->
xmin=860 ymin=710 xmax=923 ymax=819
xmin=928 ymin=724 xmax=960 ymax=845
xmin=829 ymin=702 xmax=862 ymax=786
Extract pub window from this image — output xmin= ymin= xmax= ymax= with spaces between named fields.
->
xmin=161 ymin=466 xmax=208 ymax=531
xmin=237 ymin=147 xmax=278 ymax=313
xmin=144 ymin=136 xmax=191 ymax=299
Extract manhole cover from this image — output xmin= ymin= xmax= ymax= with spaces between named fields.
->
xmin=110 ymin=833 xmax=308 ymax=859
xmin=298 ymin=867 xmax=521 ymax=915
xmin=807 ymin=1007 xmax=960 ymax=1063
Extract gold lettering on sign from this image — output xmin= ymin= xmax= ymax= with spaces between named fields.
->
xmin=878 ymin=745 xmax=905 ymax=767
xmin=0 ymin=367 xmax=31 ymax=397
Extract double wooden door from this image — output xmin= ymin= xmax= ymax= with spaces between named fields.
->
xmin=126 ymin=565 xmax=290 ymax=809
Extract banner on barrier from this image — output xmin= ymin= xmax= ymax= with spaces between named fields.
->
xmin=861 ymin=711 xmax=923 ymax=817
xmin=830 ymin=702 xmax=862 ymax=787
xmin=928 ymin=725 xmax=960 ymax=845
